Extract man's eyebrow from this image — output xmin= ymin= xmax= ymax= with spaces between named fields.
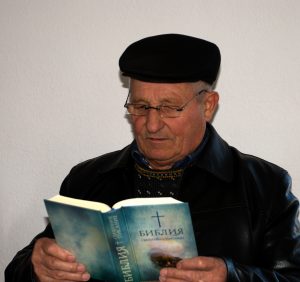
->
xmin=129 ymin=97 xmax=148 ymax=104
xmin=130 ymin=97 xmax=181 ymax=105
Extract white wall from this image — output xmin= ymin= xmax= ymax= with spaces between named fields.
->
xmin=1 ymin=0 xmax=300 ymax=278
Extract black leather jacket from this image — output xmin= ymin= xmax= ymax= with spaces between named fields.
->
xmin=5 ymin=124 xmax=300 ymax=281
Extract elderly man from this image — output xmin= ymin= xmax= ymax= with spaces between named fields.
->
xmin=5 ymin=34 xmax=300 ymax=282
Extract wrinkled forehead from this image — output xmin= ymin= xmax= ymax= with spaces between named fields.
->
xmin=130 ymin=79 xmax=204 ymax=93
xmin=129 ymin=79 xmax=200 ymax=102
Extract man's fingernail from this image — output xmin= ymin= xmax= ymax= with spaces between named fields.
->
xmin=66 ymin=255 xmax=76 ymax=262
xmin=77 ymin=264 xmax=85 ymax=272
xmin=159 ymin=275 xmax=166 ymax=282
xmin=82 ymin=273 xmax=90 ymax=281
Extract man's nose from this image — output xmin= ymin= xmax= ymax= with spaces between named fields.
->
xmin=145 ymin=108 xmax=164 ymax=133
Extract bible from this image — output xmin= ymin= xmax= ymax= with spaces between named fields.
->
xmin=44 ymin=195 xmax=198 ymax=282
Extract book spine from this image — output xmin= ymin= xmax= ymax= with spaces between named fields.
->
xmin=103 ymin=209 xmax=141 ymax=282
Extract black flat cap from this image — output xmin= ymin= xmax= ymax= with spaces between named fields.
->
xmin=119 ymin=33 xmax=221 ymax=84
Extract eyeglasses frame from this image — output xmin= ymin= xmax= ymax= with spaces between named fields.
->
xmin=124 ymin=89 xmax=208 ymax=118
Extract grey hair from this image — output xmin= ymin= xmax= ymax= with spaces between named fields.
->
xmin=193 ymin=80 xmax=213 ymax=92
xmin=191 ymin=81 xmax=213 ymax=103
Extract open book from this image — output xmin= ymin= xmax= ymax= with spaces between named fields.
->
xmin=45 ymin=195 xmax=198 ymax=282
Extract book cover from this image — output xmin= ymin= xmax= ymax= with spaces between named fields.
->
xmin=44 ymin=196 xmax=198 ymax=282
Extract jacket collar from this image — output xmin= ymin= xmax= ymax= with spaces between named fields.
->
xmin=193 ymin=123 xmax=233 ymax=183
xmin=100 ymin=123 xmax=233 ymax=183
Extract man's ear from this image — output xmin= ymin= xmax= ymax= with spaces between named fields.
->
xmin=203 ymin=91 xmax=219 ymax=121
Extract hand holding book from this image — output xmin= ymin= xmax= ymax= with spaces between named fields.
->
xmin=31 ymin=237 xmax=91 ymax=281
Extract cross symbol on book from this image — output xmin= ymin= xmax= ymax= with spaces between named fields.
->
xmin=151 ymin=211 xmax=165 ymax=228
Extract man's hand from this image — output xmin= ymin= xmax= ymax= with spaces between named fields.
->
xmin=159 ymin=256 xmax=227 ymax=282
xmin=32 ymin=238 xmax=90 ymax=281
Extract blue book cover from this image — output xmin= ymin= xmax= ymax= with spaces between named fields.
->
xmin=44 ymin=196 xmax=198 ymax=282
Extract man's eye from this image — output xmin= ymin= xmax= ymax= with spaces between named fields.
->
xmin=135 ymin=104 xmax=148 ymax=109
xmin=162 ymin=105 xmax=177 ymax=110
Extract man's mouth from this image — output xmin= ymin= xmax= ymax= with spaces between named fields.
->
xmin=146 ymin=136 xmax=169 ymax=143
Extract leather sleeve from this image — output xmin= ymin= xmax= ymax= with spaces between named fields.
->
xmin=4 ymin=173 xmax=105 ymax=282
xmin=4 ymin=170 xmax=74 ymax=282
xmin=4 ymin=221 xmax=105 ymax=282
xmin=224 ymin=174 xmax=300 ymax=282
xmin=4 ymin=224 xmax=54 ymax=282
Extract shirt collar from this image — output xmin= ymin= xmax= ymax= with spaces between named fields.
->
xmin=131 ymin=123 xmax=233 ymax=182
xmin=131 ymin=129 xmax=210 ymax=169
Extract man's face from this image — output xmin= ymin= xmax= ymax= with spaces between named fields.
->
xmin=129 ymin=79 xmax=218 ymax=170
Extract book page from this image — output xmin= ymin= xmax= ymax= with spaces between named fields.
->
xmin=47 ymin=195 xmax=111 ymax=212
xmin=112 ymin=197 xmax=181 ymax=209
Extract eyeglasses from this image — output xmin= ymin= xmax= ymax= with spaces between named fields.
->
xmin=124 ymin=89 xmax=207 ymax=118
